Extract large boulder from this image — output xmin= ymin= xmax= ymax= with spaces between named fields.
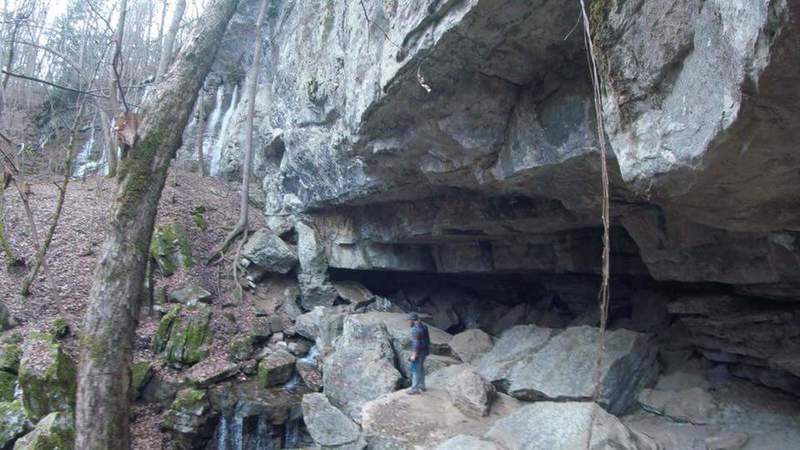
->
xmin=429 ymin=365 xmax=495 ymax=418
xmin=323 ymin=315 xmax=402 ymax=422
xmin=476 ymin=325 xmax=658 ymax=414
xmin=396 ymin=352 xmax=460 ymax=382
xmin=291 ymin=306 xmax=350 ymax=352
xmin=258 ymin=350 xmax=296 ymax=387
xmin=13 ymin=411 xmax=74 ymax=450
xmin=150 ymin=223 xmax=193 ymax=276
xmin=295 ymin=222 xmax=338 ymax=310
xmin=302 ymin=393 xmax=361 ymax=447
xmin=450 ymin=329 xmax=494 ymax=364
xmin=349 ymin=312 xmax=454 ymax=357
xmin=18 ymin=333 xmax=76 ymax=419
xmin=638 ymin=387 xmax=718 ymax=424
xmin=152 ymin=305 xmax=213 ymax=368
xmin=298 ymin=273 xmax=339 ymax=311
xmin=241 ymin=229 xmax=298 ymax=274
xmin=0 ymin=401 xmax=31 ymax=449
xmin=485 ymin=402 xmax=659 ymax=450
xmin=333 ymin=281 xmax=375 ymax=308
xmin=361 ymin=388 xmax=521 ymax=448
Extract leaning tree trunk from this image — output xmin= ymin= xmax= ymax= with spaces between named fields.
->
xmin=75 ymin=1 xmax=240 ymax=448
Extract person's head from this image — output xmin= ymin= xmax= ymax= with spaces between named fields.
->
xmin=407 ymin=312 xmax=419 ymax=326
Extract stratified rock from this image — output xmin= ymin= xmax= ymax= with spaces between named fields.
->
xmin=433 ymin=435 xmax=502 ymax=450
xmin=429 ymin=365 xmax=495 ymax=418
xmin=485 ymin=402 xmax=659 ymax=450
xmin=13 ymin=411 xmax=74 ymax=450
xmin=638 ymin=387 xmax=718 ymax=424
xmin=241 ymin=229 xmax=298 ymax=274
xmin=0 ymin=401 xmax=31 ymax=449
xmin=302 ymin=393 xmax=361 ymax=447
xmin=130 ymin=361 xmax=153 ymax=400
xmin=168 ymin=285 xmax=213 ymax=306
xmin=150 ymin=223 xmax=193 ymax=276
xmin=18 ymin=333 xmax=76 ymax=419
xmin=323 ymin=315 xmax=401 ymax=422
xmin=450 ymin=329 xmax=494 ymax=364
xmin=476 ymin=325 xmax=657 ymax=415
xmin=152 ymin=306 xmax=213 ymax=368
xmin=258 ymin=350 xmax=296 ymax=387
xmin=161 ymin=388 xmax=214 ymax=445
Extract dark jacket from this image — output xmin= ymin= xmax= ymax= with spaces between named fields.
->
xmin=410 ymin=322 xmax=430 ymax=356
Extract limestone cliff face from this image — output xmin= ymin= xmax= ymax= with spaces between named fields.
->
xmin=211 ymin=0 xmax=799 ymax=296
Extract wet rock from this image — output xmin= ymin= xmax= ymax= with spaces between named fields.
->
xmin=258 ymin=350 xmax=296 ymax=387
xmin=323 ymin=315 xmax=402 ymax=422
xmin=296 ymin=359 xmax=322 ymax=392
xmin=241 ymin=228 xmax=298 ymax=274
xmin=168 ymin=285 xmax=213 ymax=306
xmin=13 ymin=411 xmax=74 ymax=450
xmin=486 ymin=402 xmax=658 ymax=450
xmin=302 ymin=393 xmax=361 ymax=447
xmin=18 ymin=333 xmax=76 ymax=419
xmin=150 ymin=223 xmax=193 ymax=276
xmin=130 ymin=361 xmax=153 ymax=400
xmin=0 ymin=401 xmax=31 ymax=449
xmin=161 ymin=388 xmax=214 ymax=445
xmin=433 ymin=435 xmax=502 ymax=450
xmin=638 ymin=387 xmax=718 ymax=424
xmin=428 ymin=365 xmax=495 ymax=418
xmin=450 ymin=329 xmax=493 ymax=364
xmin=152 ymin=306 xmax=213 ymax=368
xmin=476 ymin=325 xmax=657 ymax=415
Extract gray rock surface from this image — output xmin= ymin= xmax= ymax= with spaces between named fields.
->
xmin=302 ymin=393 xmax=361 ymax=447
xmin=168 ymin=285 xmax=212 ymax=306
xmin=450 ymin=329 xmax=494 ymax=364
xmin=241 ymin=229 xmax=298 ymax=274
xmin=428 ymin=365 xmax=495 ymax=418
xmin=486 ymin=402 xmax=658 ymax=450
xmin=476 ymin=325 xmax=657 ymax=414
xmin=322 ymin=314 xmax=402 ymax=422
xmin=433 ymin=435 xmax=501 ymax=450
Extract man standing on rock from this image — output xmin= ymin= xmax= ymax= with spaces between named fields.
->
xmin=407 ymin=312 xmax=430 ymax=395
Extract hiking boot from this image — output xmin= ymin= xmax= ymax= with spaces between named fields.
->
xmin=406 ymin=388 xmax=421 ymax=395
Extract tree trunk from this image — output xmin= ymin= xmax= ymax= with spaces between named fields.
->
xmin=106 ymin=0 xmax=129 ymax=177
xmin=155 ymin=0 xmax=187 ymax=82
xmin=75 ymin=1 xmax=240 ymax=448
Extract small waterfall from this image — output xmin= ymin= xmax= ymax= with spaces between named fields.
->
xmin=283 ymin=372 xmax=301 ymax=392
xmin=299 ymin=345 xmax=319 ymax=364
xmin=72 ymin=122 xmax=96 ymax=178
xmin=283 ymin=418 xmax=302 ymax=449
xmin=216 ymin=415 xmax=244 ymax=450
xmin=208 ymin=85 xmax=238 ymax=176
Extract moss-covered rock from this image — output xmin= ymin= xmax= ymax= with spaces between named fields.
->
xmin=257 ymin=350 xmax=296 ymax=388
xmin=190 ymin=205 xmax=206 ymax=230
xmin=12 ymin=411 xmax=74 ymax=450
xmin=161 ymin=388 xmax=214 ymax=442
xmin=18 ymin=333 xmax=76 ymax=419
xmin=150 ymin=223 xmax=193 ymax=276
xmin=0 ymin=303 xmax=17 ymax=332
xmin=228 ymin=335 xmax=253 ymax=363
xmin=152 ymin=306 xmax=213 ymax=368
xmin=0 ymin=372 xmax=16 ymax=403
xmin=48 ymin=318 xmax=69 ymax=340
xmin=0 ymin=343 xmax=21 ymax=374
xmin=130 ymin=362 xmax=153 ymax=400
xmin=0 ymin=400 xmax=32 ymax=448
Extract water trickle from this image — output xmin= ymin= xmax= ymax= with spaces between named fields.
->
xmin=283 ymin=418 xmax=302 ymax=449
xmin=209 ymin=85 xmax=238 ymax=176
xmin=72 ymin=122 xmax=96 ymax=178
xmin=299 ymin=345 xmax=319 ymax=364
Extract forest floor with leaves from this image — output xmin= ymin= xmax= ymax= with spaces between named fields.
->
xmin=0 ymin=169 xmax=265 ymax=449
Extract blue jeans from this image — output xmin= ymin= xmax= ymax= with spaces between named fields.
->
xmin=410 ymin=354 xmax=427 ymax=390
